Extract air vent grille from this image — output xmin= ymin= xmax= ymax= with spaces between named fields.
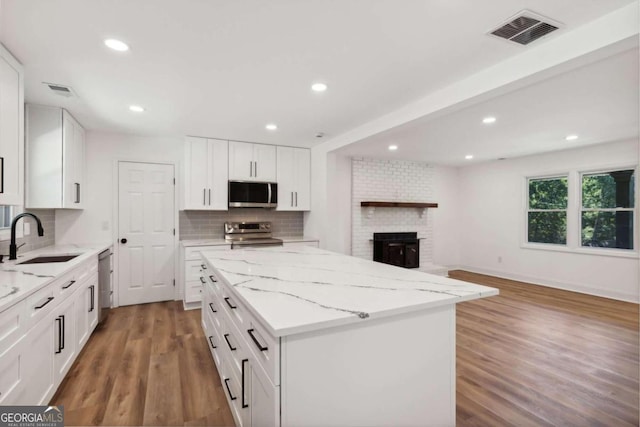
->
xmin=43 ymin=82 xmax=75 ymax=97
xmin=489 ymin=11 xmax=560 ymax=45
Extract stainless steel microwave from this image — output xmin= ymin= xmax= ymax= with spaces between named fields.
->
xmin=228 ymin=181 xmax=277 ymax=208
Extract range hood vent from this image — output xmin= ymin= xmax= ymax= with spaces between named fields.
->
xmin=43 ymin=82 xmax=75 ymax=97
xmin=489 ymin=11 xmax=560 ymax=45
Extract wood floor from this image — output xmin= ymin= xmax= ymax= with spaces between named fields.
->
xmin=51 ymin=272 xmax=639 ymax=426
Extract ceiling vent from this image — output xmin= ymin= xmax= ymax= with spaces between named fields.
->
xmin=489 ymin=11 xmax=561 ymax=45
xmin=43 ymin=82 xmax=76 ymax=98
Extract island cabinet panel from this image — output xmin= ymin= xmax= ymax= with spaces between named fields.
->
xmin=280 ymin=306 xmax=455 ymax=426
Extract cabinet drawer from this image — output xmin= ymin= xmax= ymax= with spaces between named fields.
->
xmin=185 ymin=260 xmax=205 ymax=281
xmin=219 ymin=285 xmax=249 ymax=334
xmin=56 ymin=269 xmax=79 ymax=299
xmin=76 ymin=259 xmax=98 ymax=284
xmin=244 ymin=317 xmax=280 ymax=386
xmin=0 ymin=301 xmax=25 ymax=355
xmin=204 ymin=290 xmax=222 ymax=331
xmin=204 ymin=313 xmax=224 ymax=371
xmin=221 ymin=354 xmax=248 ymax=427
xmin=184 ymin=281 xmax=203 ymax=303
xmin=25 ymin=283 xmax=58 ymax=328
xmin=184 ymin=245 xmax=230 ymax=261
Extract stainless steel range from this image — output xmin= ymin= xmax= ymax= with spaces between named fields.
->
xmin=224 ymin=221 xmax=284 ymax=249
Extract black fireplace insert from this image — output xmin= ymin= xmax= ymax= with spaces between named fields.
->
xmin=373 ymin=232 xmax=419 ymax=269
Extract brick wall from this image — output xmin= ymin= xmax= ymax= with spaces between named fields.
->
xmin=179 ymin=209 xmax=303 ymax=240
xmin=351 ymin=158 xmax=435 ymax=268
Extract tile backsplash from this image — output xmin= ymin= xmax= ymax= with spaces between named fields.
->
xmin=0 ymin=209 xmax=55 ymax=255
xmin=179 ymin=209 xmax=303 ymax=240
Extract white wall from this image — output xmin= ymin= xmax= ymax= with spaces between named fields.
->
xmin=55 ymin=131 xmax=183 ymax=244
xmin=457 ymin=139 xmax=639 ymax=302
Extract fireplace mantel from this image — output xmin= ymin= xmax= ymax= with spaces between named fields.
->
xmin=360 ymin=201 xmax=438 ymax=218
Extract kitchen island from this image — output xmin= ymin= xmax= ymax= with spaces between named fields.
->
xmin=199 ymin=245 xmax=498 ymax=427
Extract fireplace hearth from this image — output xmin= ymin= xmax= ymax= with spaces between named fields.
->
xmin=373 ymin=232 xmax=419 ymax=269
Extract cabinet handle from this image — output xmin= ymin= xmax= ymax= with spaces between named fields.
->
xmin=291 ymin=192 xmax=293 ymax=207
xmin=249 ymin=161 xmax=252 ymax=177
xmin=200 ymin=277 xmax=206 ymax=284
xmin=254 ymin=161 xmax=257 ymax=177
xmin=208 ymin=336 xmax=216 ymax=349
xmin=0 ymin=156 xmax=4 ymax=194
xmin=62 ymin=280 xmax=76 ymax=290
xmin=34 ymin=296 xmax=54 ymax=310
xmin=295 ymin=191 xmax=298 ymax=207
xmin=55 ymin=317 xmax=62 ymax=354
xmin=209 ymin=302 xmax=217 ymax=313
xmin=209 ymin=275 xmax=217 ymax=283
xmin=60 ymin=315 xmax=65 ymax=350
xmin=224 ymin=378 xmax=237 ymax=401
xmin=203 ymin=188 xmax=206 ymax=205
xmin=247 ymin=328 xmax=268 ymax=352
xmin=224 ymin=297 xmax=237 ymax=309
xmin=75 ymin=183 xmax=80 ymax=203
xmin=241 ymin=359 xmax=249 ymax=408
xmin=223 ymin=333 xmax=237 ymax=351
xmin=89 ymin=285 xmax=95 ymax=312
xmin=201 ymin=264 xmax=207 ymax=270
xmin=208 ymin=188 xmax=211 ymax=205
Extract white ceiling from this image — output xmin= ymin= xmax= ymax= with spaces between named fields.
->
xmin=337 ymin=47 xmax=640 ymax=165
xmin=0 ymin=0 xmax=635 ymax=148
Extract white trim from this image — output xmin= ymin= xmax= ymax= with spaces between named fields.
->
xmin=112 ymin=159 xmax=179 ymax=308
xmin=520 ymin=242 xmax=638 ymax=259
xmin=454 ymin=264 xmax=639 ymax=303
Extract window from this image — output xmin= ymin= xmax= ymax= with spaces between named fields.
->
xmin=0 ymin=206 xmax=12 ymax=229
xmin=527 ymin=176 xmax=568 ymax=245
xmin=581 ymin=169 xmax=635 ymax=250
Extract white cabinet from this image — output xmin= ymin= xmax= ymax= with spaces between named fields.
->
xmin=229 ymin=141 xmax=276 ymax=182
xmin=276 ymin=147 xmax=310 ymax=211
xmin=180 ymin=244 xmax=231 ymax=309
xmin=20 ymin=316 xmax=55 ymax=405
xmin=0 ymin=43 xmax=24 ymax=206
xmin=53 ymin=295 xmax=77 ymax=384
xmin=184 ymin=137 xmax=228 ymax=210
xmin=0 ymin=337 xmax=25 ymax=405
xmin=242 ymin=360 xmax=280 ymax=427
xmin=76 ymin=274 xmax=98 ymax=349
xmin=25 ymin=105 xmax=86 ymax=209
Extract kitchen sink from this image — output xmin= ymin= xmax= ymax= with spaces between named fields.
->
xmin=18 ymin=255 xmax=80 ymax=265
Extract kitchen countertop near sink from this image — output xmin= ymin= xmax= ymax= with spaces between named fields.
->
xmin=0 ymin=243 xmax=111 ymax=313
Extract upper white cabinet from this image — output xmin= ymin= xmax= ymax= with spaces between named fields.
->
xmin=0 ymin=44 xmax=24 ymax=206
xmin=276 ymin=147 xmax=310 ymax=211
xmin=25 ymin=105 xmax=86 ymax=209
xmin=184 ymin=136 xmax=228 ymax=210
xmin=229 ymin=141 xmax=276 ymax=182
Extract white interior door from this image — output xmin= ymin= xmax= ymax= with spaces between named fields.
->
xmin=118 ymin=162 xmax=175 ymax=306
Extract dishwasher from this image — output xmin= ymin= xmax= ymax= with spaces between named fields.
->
xmin=98 ymin=248 xmax=112 ymax=323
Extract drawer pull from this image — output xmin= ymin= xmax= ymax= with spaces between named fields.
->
xmin=201 ymin=264 xmax=207 ymax=270
xmin=209 ymin=275 xmax=217 ymax=283
xmin=224 ymin=297 xmax=237 ymax=309
xmin=247 ymin=328 xmax=268 ymax=352
xmin=34 ymin=296 xmax=54 ymax=310
xmin=242 ymin=359 xmax=249 ymax=408
xmin=224 ymin=378 xmax=237 ymax=401
xmin=208 ymin=336 xmax=217 ymax=349
xmin=55 ymin=317 xmax=62 ymax=354
xmin=223 ymin=333 xmax=237 ymax=351
xmin=62 ymin=280 xmax=76 ymax=290
xmin=209 ymin=303 xmax=217 ymax=313
xmin=199 ymin=277 xmax=206 ymax=284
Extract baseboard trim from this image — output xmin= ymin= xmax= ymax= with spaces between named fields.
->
xmin=450 ymin=265 xmax=639 ymax=304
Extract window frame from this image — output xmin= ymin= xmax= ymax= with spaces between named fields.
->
xmin=579 ymin=166 xmax=637 ymax=252
xmin=0 ymin=205 xmax=23 ymax=242
xmin=525 ymin=174 xmax=569 ymax=247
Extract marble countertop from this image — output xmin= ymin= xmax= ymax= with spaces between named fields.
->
xmin=201 ymin=246 xmax=498 ymax=337
xmin=0 ymin=243 xmax=112 ymax=313
xmin=181 ymin=235 xmax=319 ymax=247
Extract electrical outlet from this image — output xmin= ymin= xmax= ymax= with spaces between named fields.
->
xmin=24 ymin=222 xmax=31 ymax=236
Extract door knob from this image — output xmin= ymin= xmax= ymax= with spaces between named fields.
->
xmin=120 ymin=238 xmax=127 ymax=244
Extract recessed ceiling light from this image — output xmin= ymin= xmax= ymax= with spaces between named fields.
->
xmin=388 ymin=145 xmax=398 ymax=151
xmin=482 ymin=116 xmax=496 ymax=124
xmin=465 ymin=154 xmax=474 ymax=160
xmin=104 ymin=39 xmax=129 ymax=52
xmin=311 ymin=83 xmax=328 ymax=92
xmin=265 ymin=123 xmax=278 ymax=131
xmin=565 ymin=134 xmax=579 ymax=141
xmin=129 ymin=105 xmax=145 ymax=112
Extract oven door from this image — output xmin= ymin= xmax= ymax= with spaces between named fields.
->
xmin=228 ymin=181 xmax=278 ymax=208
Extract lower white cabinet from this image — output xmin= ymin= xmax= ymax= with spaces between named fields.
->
xmin=20 ymin=316 xmax=55 ymax=404
xmin=180 ymin=243 xmax=231 ymax=309
xmin=0 ymin=255 xmax=100 ymax=405
xmin=242 ymin=359 xmax=280 ymax=427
